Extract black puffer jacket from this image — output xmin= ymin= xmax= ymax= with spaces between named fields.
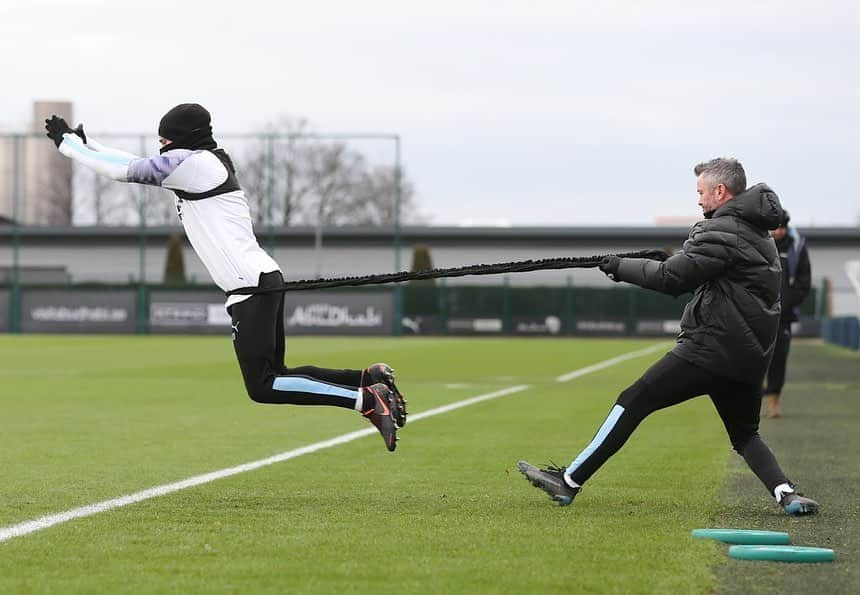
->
xmin=615 ymin=183 xmax=784 ymax=384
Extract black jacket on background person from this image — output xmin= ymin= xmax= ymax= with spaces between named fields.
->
xmin=613 ymin=183 xmax=784 ymax=385
xmin=775 ymin=231 xmax=811 ymax=323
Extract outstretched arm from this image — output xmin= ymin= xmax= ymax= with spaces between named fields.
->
xmin=46 ymin=114 xmax=135 ymax=181
xmin=58 ymin=133 xmax=134 ymax=181
xmin=601 ymin=225 xmax=731 ymax=297
xmin=46 ymin=115 xmax=190 ymax=187
xmin=615 ymin=249 xmax=727 ymax=297
xmin=84 ymin=135 xmax=142 ymax=161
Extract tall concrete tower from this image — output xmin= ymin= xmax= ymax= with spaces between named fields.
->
xmin=0 ymin=131 xmax=14 ymax=223
xmin=24 ymin=101 xmax=74 ymax=225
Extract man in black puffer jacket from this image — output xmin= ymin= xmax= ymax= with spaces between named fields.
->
xmin=518 ymin=158 xmax=819 ymax=516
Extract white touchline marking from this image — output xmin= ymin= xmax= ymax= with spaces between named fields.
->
xmin=0 ymin=386 xmax=525 ymax=545
xmin=406 ymin=385 xmax=528 ymax=423
xmin=0 ymin=343 xmax=666 ymax=544
xmin=555 ymin=342 xmax=670 ymax=383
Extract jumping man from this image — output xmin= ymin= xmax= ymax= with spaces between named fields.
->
xmin=45 ymin=104 xmax=407 ymax=451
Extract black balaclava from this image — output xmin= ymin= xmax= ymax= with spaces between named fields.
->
xmin=158 ymin=103 xmax=217 ymax=154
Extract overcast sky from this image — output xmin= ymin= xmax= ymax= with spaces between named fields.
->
xmin=2 ymin=0 xmax=858 ymax=226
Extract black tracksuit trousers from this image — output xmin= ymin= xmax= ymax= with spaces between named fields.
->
xmin=227 ymin=271 xmax=365 ymax=409
xmin=764 ymin=322 xmax=792 ymax=395
xmin=567 ymin=353 xmax=790 ymax=495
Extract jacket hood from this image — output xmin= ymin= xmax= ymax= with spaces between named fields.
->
xmin=713 ymin=183 xmax=783 ymax=230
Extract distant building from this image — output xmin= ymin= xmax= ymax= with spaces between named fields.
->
xmin=0 ymin=101 xmax=73 ymax=225
xmin=0 ymin=224 xmax=857 ymax=316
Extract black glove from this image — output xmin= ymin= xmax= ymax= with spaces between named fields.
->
xmin=45 ymin=116 xmax=86 ymax=147
xmin=598 ymin=256 xmax=621 ymax=282
xmin=72 ymin=123 xmax=87 ymax=144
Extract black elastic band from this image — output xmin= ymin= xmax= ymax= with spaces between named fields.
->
xmin=226 ymin=249 xmax=670 ymax=297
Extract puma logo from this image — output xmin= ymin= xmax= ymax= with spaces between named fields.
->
xmin=231 ymin=321 xmax=239 ymax=341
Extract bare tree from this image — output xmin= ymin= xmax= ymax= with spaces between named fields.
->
xmin=236 ymin=116 xmax=422 ymax=227
xmin=71 ymin=166 xmax=129 ymax=225
xmin=303 ymin=141 xmax=367 ymax=225
xmin=239 ymin=141 xmax=271 ymax=226
xmin=37 ymin=169 xmax=73 ymax=225
xmin=276 ymin=118 xmax=317 ymax=225
xmin=90 ymin=172 xmax=114 ymax=224
xmin=347 ymin=164 xmax=419 ymax=225
xmin=239 ymin=116 xmax=317 ymax=226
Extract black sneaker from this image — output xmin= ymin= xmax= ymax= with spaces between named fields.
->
xmin=361 ymin=383 xmax=399 ymax=452
xmin=363 ymin=363 xmax=408 ymax=428
xmin=779 ymin=491 xmax=819 ymax=516
xmin=517 ymin=460 xmax=580 ymax=506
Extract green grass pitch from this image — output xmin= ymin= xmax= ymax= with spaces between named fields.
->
xmin=0 ymin=334 xmax=831 ymax=593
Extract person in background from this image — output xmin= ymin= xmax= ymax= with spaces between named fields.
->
xmin=764 ymin=210 xmax=811 ymax=418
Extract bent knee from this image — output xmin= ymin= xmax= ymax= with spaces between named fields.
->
xmin=244 ymin=381 xmax=274 ymax=404
xmin=615 ymin=384 xmax=642 ymax=409
xmin=731 ymin=431 xmax=759 ymax=454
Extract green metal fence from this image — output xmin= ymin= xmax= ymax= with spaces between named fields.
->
xmin=0 ymin=281 xmax=822 ymax=337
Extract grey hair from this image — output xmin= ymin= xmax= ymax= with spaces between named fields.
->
xmin=693 ymin=158 xmax=747 ymax=196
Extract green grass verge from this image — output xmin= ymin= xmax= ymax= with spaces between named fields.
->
xmin=2 ymin=335 xmax=732 ymax=593
xmin=713 ymin=341 xmax=860 ymax=594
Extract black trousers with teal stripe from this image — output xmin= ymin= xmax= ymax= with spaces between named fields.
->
xmin=567 ymin=353 xmax=790 ymax=494
xmin=228 ymin=272 xmax=364 ymax=409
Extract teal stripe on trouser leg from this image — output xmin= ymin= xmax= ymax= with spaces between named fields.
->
xmin=273 ymin=376 xmax=358 ymax=400
xmin=566 ymin=404 xmax=626 ymax=476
